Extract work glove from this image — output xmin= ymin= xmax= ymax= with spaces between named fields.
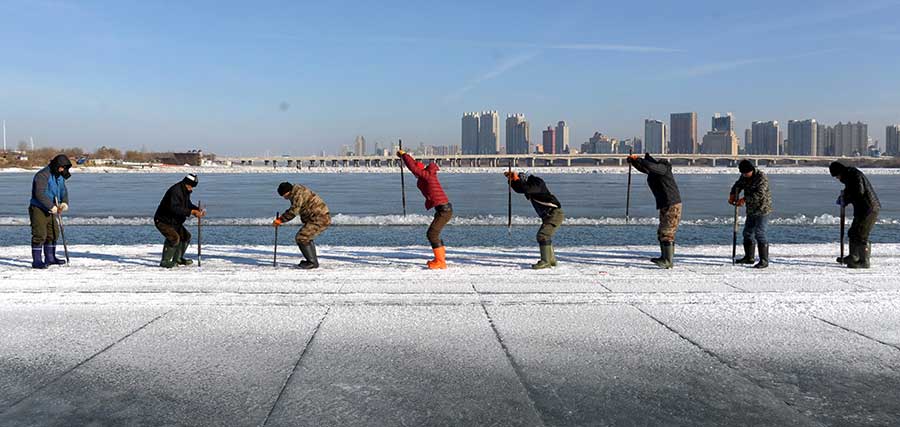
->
xmin=59 ymin=202 xmax=69 ymax=212
xmin=737 ymin=198 xmax=746 ymax=207
xmin=396 ymin=150 xmax=406 ymax=158
xmin=503 ymin=171 xmax=519 ymax=181
xmin=50 ymin=206 xmax=58 ymax=214
xmin=191 ymin=209 xmax=206 ymax=218
xmin=835 ymin=194 xmax=844 ymax=206
xmin=627 ymin=154 xmax=640 ymax=162
xmin=273 ymin=217 xmax=283 ymax=227
xmin=728 ymin=194 xmax=736 ymax=205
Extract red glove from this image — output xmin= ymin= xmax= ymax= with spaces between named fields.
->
xmin=273 ymin=217 xmax=283 ymax=227
xmin=503 ymin=171 xmax=519 ymax=181
xmin=627 ymin=154 xmax=640 ymax=161
xmin=737 ymin=198 xmax=746 ymax=207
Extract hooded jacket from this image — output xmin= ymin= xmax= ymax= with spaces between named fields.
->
xmin=30 ymin=155 xmax=71 ymax=213
xmin=629 ymin=154 xmax=681 ymax=210
xmin=401 ymin=154 xmax=449 ymax=210
xmin=154 ymin=182 xmax=198 ymax=226
xmin=511 ymin=174 xmax=561 ymax=218
xmin=730 ymin=168 xmax=773 ymax=216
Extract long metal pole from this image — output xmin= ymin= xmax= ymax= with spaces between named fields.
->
xmin=399 ymin=139 xmax=407 ymax=217
xmin=197 ymin=201 xmax=202 ymax=268
xmin=274 ymin=211 xmax=279 ymax=267
xmin=54 ymin=197 xmax=69 ymax=265
xmin=507 ymin=159 xmax=512 ymax=234
xmin=732 ymin=202 xmax=739 ymax=265
xmin=625 ymin=149 xmax=633 ymax=223
xmin=839 ymin=191 xmax=846 ymax=263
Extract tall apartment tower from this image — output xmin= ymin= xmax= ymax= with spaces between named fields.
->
xmin=478 ymin=111 xmax=500 ymax=154
xmin=887 ymin=125 xmax=900 ymax=156
xmin=461 ymin=112 xmax=480 ymax=155
xmin=712 ymin=112 xmax=734 ymax=132
xmin=750 ymin=121 xmax=781 ymax=155
xmin=555 ymin=121 xmax=569 ymax=154
xmin=817 ymin=124 xmax=834 ymax=156
xmin=354 ymin=135 xmax=366 ymax=156
xmin=644 ymin=119 xmax=667 ymax=154
xmin=670 ymin=112 xmax=698 ymax=154
xmin=834 ymin=122 xmax=868 ymax=157
xmin=744 ymin=128 xmax=752 ymax=153
xmin=542 ymin=126 xmax=556 ymax=154
xmin=787 ymin=119 xmax=818 ymax=156
xmin=506 ymin=114 xmax=530 ymax=154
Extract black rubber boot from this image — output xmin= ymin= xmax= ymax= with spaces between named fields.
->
xmin=43 ymin=243 xmax=66 ymax=266
xmin=753 ymin=243 xmax=769 ymax=269
xmin=31 ymin=244 xmax=47 ymax=269
xmin=176 ymin=241 xmax=193 ymax=265
xmin=848 ymin=242 xmax=870 ymax=269
xmin=160 ymin=243 xmax=177 ymax=268
xmin=837 ymin=242 xmax=858 ymax=264
xmin=651 ymin=242 xmax=674 ymax=269
xmin=736 ymin=239 xmax=755 ymax=264
xmin=532 ymin=245 xmax=553 ymax=269
xmin=298 ymin=241 xmax=319 ymax=269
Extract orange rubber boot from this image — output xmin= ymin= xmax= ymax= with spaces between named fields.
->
xmin=427 ymin=246 xmax=447 ymax=269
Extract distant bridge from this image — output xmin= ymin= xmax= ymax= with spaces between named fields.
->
xmin=217 ymin=154 xmax=886 ymax=169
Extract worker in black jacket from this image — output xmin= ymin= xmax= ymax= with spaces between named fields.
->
xmin=154 ymin=174 xmax=205 ymax=268
xmin=830 ymin=162 xmax=880 ymax=268
xmin=505 ymin=171 xmax=564 ymax=269
xmin=627 ymin=153 xmax=682 ymax=269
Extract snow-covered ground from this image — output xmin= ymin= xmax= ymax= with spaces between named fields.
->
xmin=2 ymin=244 xmax=900 ymax=425
xmin=5 ymin=165 xmax=900 ymax=175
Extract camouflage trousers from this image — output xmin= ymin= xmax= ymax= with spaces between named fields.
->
xmin=657 ymin=203 xmax=682 ymax=243
xmin=537 ymin=208 xmax=564 ymax=246
xmin=295 ymin=213 xmax=331 ymax=244
xmin=29 ymin=206 xmax=59 ymax=245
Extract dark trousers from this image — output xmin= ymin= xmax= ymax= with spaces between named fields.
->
xmin=427 ymin=204 xmax=453 ymax=248
xmin=537 ymin=208 xmax=564 ymax=246
xmin=849 ymin=209 xmax=878 ymax=245
xmin=29 ymin=206 xmax=58 ymax=245
xmin=743 ymin=214 xmax=769 ymax=246
xmin=155 ymin=220 xmax=191 ymax=246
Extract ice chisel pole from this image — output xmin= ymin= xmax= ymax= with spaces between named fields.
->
xmin=507 ymin=159 xmax=512 ymax=234
xmin=732 ymin=201 xmax=739 ymax=266
xmin=274 ymin=212 xmax=279 ymax=267
xmin=197 ymin=201 xmax=202 ymax=268
xmin=54 ymin=197 xmax=69 ymax=265
xmin=839 ymin=191 xmax=846 ymax=263
xmin=399 ymin=139 xmax=407 ymax=217
xmin=625 ymin=149 xmax=633 ymax=224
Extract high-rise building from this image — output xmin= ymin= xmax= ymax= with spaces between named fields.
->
xmin=701 ymin=130 xmax=739 ymax=155
xmin=354 ymin=135 xmax=366 ymax=156
xmin=670 ymin=112 xmax=698 ymax=154
xmin=478 ymin=111 xmax=500 ymax=154
xmin=834 ymin=122 xmax=868 ymax=157
xmin=743 ymin=128 xmax=752 ymax=153
xmin=887 ymin=125 xmax=900 ymax=156
xmin=817 ymin=124 xmax=835 ymax=156
xmin=581 ymin=132 xmax=618 ymax=154
xmin=787 ymin=119 xmax=818 ymax=156
xmin=555 ymin=121 xmax=570 ymax=154
xmin=461 ymin=112 xmax=480 ymax=155
xmin=644 ymin=119 xmax=667 ymax=154
xmin=542 ymin=126 xmax=557 ymax=154
xmin=712 ymin=112 xmax=734 ymax=132
xmin=506 ymin=114 xmax=531 ymax=154
xmin=750 ymin=121 xmax=780 ymax=155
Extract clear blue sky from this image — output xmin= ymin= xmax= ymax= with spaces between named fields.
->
xmin=1 ymin=0 xmax=899 ymax=155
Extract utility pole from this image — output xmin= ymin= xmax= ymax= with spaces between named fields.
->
xmin=30 ymin=136 xmax=34 ymax=151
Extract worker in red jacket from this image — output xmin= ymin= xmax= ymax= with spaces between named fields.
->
xmin=398 ymin=149 xmax=452 ymax=269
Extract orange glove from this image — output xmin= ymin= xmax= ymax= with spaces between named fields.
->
xmin=273 ymin=217 xmax=283 ymax=227
xmin=396 ymin=149 xmax=406 ymax=158
xmin=737 ymin=198 xmax=746 ymax=207
xmin=627 ymin=154 xmax=640 ymax=161
xmin=728 ymin=194 xmax=736 ymax=205
xmin=503 ymin=171 xmax=519 ymax=181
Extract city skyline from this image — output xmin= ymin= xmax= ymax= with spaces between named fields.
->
xmin=0 ymin=1 xmax=898 ymax=156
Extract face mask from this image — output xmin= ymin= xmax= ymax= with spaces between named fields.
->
xmin=61 ymin=167 xmax=72 ymax=180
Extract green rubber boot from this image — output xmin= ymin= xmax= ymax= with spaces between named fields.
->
xmin=847 ymin=242 xmax=871 ymax=269
xmin=651 ymin=242 xmax=674 ymax=269
xmin=548 ymin=244 xmax=558 ymax=267
xmin=532 ymin=245 xmax=553 ymax=270
xmin=160 ymin=243 xmax=177 ymax=268
xmin=176 ymin=241 xmax=193 ymax=265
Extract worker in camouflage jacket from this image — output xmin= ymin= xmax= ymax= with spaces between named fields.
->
xmin=274 ymin=181 xmax=331 ymax=269
xmin=29 ymin=154 xmax=72 ymax=269
xmin=729 ymin=160 xmax=773 ymax=268
xmin=830 ymin=162 xmax=880 ymax=269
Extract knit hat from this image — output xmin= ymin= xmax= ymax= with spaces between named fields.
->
xmin=181 ymin=174 xmax=199 ymax=187
xmin=738 ymin=160 xmax=754 ymax=174
xmin=829 ymin=161 xmax=847 ymax=177
xmin=278 ymin=182 xmax=293 ymax=196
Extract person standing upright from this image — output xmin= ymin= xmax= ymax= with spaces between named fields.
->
xmin=154 ymin=174 xmax=205 ymax=268
xmin=398 ymin=149 xmax=452 ymax=269
xmin=29 ymin=154 xmax=72 ymax=269
xmin=730 ymin=160 xmax=773 ymax=268
xmin=626 ymin=153 xmax=682 ymax=269
xmin=831 ymin=162 xmax=880 ymax=269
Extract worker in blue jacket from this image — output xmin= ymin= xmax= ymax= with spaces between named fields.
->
xmin=29 ymin=154 xmax=72 ymax=268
